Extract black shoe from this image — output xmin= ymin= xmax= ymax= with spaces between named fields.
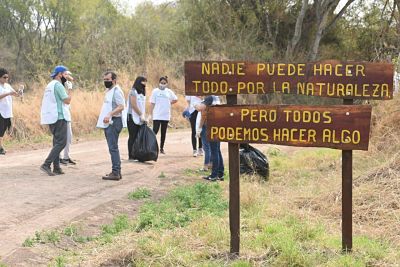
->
xmin=160 ymin=148 xmax=165 ymax=154
xmin=60 ymin=158 xmax=68 ymax=165
xmin=218 ymin=173 xmax=225 ymax=181
xmin=53 ymin=167 xmax=65 ymax=175
xmin=67 ymin=158 xmax=76 ymax=165
xmin=0 ymin=147 xmax=6 ymax=155
xmin=203 ymin=175 xmax=218 ymax=182
xmin=102 ymin=172 xmax=122 ymax=181
xmin=40 ymin=164 xmax=56 ymax=176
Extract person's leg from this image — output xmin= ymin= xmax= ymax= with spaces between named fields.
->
xmin=127 ymin=114 xmax=135 ymax=159
xmin=63 ymin=121 xmax=72 ymax=159
xmin=189 ymin=111 xmax=197 ymax=151
xmin=160 ymin=120 xmax=168 ymax=150
xmin=216 ymin=142 xmax=224 ymax=179
xmin=0 ymin=115 xmax=7 ymax=154
xmin=105 ymin=117 xmax=123 ymax=176
xmin=42 ymin=120 xmax=67 ymax=175
xmin=152 ymin=120 xmax=161 ymax=135
xmin=200 ymin=125 xmax=211 ymax=168
xmin=208 ymin=141 xmax=220 ymax=178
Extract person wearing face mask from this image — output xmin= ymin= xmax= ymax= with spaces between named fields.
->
xmin=97 ymin=71 xmax=126 ymax=181
xmin=148 ymin=76 xmax=178 ymax=154
xmin=127 ymin=76 xmax=147 ymax=160
xmin=0 ymin=68 xmax=22 ymax=155
xmin=40 ymin=65 xmax=72 ymax=176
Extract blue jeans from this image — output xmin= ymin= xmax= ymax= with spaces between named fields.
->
xmin=201 ymin=125 xmax=211 ymax=165
xmin=209 ymin=140 xmax=224 ymax=178
xmin=104 ymin=117 xmax=123 ymax=174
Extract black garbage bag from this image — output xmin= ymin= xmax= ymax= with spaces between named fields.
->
xmin=131 ymin=124 xmax=159 ymax=162
xmin=239 ymin=144 xmax=269 ymax=179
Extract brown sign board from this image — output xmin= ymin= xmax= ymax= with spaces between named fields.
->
xmin=185 ymin=61 xmax=394 ymax=100
xmin=206 ymin=104 xmax=372 ymax=150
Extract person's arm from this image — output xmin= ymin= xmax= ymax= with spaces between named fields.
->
xmin=185 ymin=96 xmax=191 ymax=109
xmin=63 ymin=90 xmax=72 ymax=105
xmin=130 ymin=95 xmax=142 ymax=116
xmin=170 ymin=90 xmax=178 ymax=105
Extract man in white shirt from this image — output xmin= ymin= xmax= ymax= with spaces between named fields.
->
xmin=0 ymin=68 xmax=20 ymax=155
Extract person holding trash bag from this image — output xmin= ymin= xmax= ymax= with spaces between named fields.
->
xmin=131 ymin=123 xmax=159 ymax=162
xmin=195 ymin=95 xmax=224 ymax=181
xmin=96 ymin=71 xmax=126 ymax=181
xmin=148 ymin=76 xmax=178 ymax=154
xmin=127 ymin=76 xmax=147 ymax=160
xmin=185 ymin=95 xmax=203 ymax=157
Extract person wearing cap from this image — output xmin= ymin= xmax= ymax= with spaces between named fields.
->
xmin=59 ymin=71 xmax=76 ymax=165
xmin=148 ymin=76 xmax=178 ymax=154
xmin=195 ymin=95 xmax=224 ymax=181
xmin=185 ymin=95 xmax=203 ymax=157
xmin=0 ymin=68 xmax=22 ymax=155
xmin=40 ymin=65 xmax=72 ymax=176
xmin=96 ymin=71 xmax=126 ymax=181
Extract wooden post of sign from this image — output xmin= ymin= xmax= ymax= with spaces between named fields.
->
xmin=342 ymin=98 xmax=353 ymax=252
xmin=227 ymin=95 xmax=240 ymax=256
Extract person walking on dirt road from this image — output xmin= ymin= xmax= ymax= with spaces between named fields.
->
xmin=40 ymin=65 xmax=72 ymax=176
xmin=96 ymin=71 xmax=125 ymax=181
xmin=0 ymin=68 xmax=22 ymax=155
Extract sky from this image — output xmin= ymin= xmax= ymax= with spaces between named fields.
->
xmin=116 ymin=0 xmax=170 ymax=14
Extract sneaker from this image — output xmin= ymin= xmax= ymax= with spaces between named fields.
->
xmin=40 ymin=164 xmax=56 ymax=176
xmin=53 ymin=167 xmax=65 ymax=175
xmin=197 ymin=148 xmax=203 ymax=156
xmin=67 ymin=158 xmax=76 ymax=165
xmin=193 ymin=150 xmax=198 ymax=157
xmin=60 ymin=158 xmax=68 ymax=165
xmin=160 ymin=148 xmax=165 ymax=154
xmin=0 ymin=147 xmax=5 ymax=155
xmin=102 ymin=172 xmax=122 ymax=181
xmin=218 ymin=175 xmax=225 ymax=181
xmin=203 ymin=175 xmax=218 ymax=182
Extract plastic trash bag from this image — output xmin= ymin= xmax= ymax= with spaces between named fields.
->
xmin=131 ymin=124 xmax=159 ymax=162
xmin=239 ymin=144 xmax=269 ymax=179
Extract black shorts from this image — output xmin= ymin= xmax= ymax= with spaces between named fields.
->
xmin=0 ymin=113 xmax=11 ymax=137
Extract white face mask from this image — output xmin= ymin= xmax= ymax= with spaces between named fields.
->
xmin=159 ymin=83 xmax=167 ymax=90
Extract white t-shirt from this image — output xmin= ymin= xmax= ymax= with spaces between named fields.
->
xmin=0 ymin=83 xmax=15 ymax=118
xmin=150 ymin=88 xmax=177 ymax=121
xmin=185 ymin=96 xmax=202 ymax=114
xmin=128 ymin=88 xmax=146 ymax=125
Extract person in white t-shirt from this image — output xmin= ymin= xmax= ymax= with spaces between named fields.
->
xmin=149 ymin=76 xmax=178 ymax=154
xmin=0 ymin=68 xmax=21 ymax=155
xmin=185 ymin=95 xmax=203 ymax=157
xmin=127 ymin=76 xmax=147 ymax=159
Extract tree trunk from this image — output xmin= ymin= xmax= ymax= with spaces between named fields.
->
xmin=285 ymin=0 xmax=308 ymax=60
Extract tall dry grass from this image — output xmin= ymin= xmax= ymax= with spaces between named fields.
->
xmin=6 ymin=62 xmax=189 ymax=145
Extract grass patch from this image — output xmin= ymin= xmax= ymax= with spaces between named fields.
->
xmin=128 ymin=188 xmax=151 ymax=200
xmin=158 ymin=172 xmax=166 ymax=178
xmin=22 ymin=230 xmax=60 ymax=247
xmin=135 ymin=182 xmax=228 ymax=231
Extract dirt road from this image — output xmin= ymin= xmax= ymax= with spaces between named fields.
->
xmin=0 ymin=130 xmax=208 ymax=264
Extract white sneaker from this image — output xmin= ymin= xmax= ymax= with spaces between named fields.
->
xmin=197 ymin=148 xmax=203 ymax=156
xmin=193 ymin=150 xmax=198 ymax=157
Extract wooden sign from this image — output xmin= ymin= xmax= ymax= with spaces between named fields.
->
xmin=185 ymin=61 xmax=394 ymax=99
xmin=206 ymin=104 xmax=372 ymax=150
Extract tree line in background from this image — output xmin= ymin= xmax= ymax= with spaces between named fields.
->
xmin=0 ymin=0 xmax=399 ymax=87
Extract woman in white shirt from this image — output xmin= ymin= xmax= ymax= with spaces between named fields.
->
xmin=149 ymin=76 xmax=178 ymax=154
xmin=185 ymin=95 xmax=203 ymax=157
xmin=0 ymin=68 xmax=20 ymax=155
xmin=127 ymin=76 xmax=147 ymax=159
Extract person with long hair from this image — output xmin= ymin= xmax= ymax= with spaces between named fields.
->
xmin=149 ymin=76 xmax=178 ymax=154
xmin=127 ymin=76 xmax=147 ymax=160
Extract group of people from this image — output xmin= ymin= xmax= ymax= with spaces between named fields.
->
xmin=0 ymin=65 xmax=224 ymax=182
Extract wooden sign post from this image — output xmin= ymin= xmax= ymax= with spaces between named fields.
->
xmin=185 ymin=60 xmax=394 ymax=254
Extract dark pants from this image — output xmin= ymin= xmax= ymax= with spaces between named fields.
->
xmin=209 ymin=141 xmax=224 ymax=178
xmin=104 ymin=117 xmax=123 ymax=174
xmin=0 ymin=114 xmax=11 ymax=137
xmin=127 ymin=114 xmax=141 ymax=158
xmin=44 ymin=119 xmax=68 ymax=168
xmin=189 ymin=110 xmax=202 ymax=150
xmin=153 ymin=120 xmax=168 ymax=149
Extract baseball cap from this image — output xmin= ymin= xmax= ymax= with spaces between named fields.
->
xmin=202 ymin=95 xmax=221 ymax=106
xmin=50 ymin=65 xmax=68 ymax=78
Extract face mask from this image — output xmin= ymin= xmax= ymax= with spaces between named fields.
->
xmin=61 ymin=76 xmax=67 ymax=85
xmin=159 ymin=84 xmax=167 ymax=90
xmin=104 ymin=81 xmax=113 ymax=88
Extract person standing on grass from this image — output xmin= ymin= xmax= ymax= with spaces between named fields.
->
xmin=0 ymin=68 xmax=22 ymax=155
xmin=60 ymin=71 xmax=77 ymax=165
xmin=195 ymin=95 xmax=224 ymax=181
xmin=148 ymin=76 xmax=178 ymax=154
xmin=185 ymin=95 xmax=203 ymax=157
xmin=127 ymin=76 xmax=147 ymax=160
xmin=40 ymin=65 xmax=72 ymax=176
xmin=96 ymin=71 xmax=125 ymax=181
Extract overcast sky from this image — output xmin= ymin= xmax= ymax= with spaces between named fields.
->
xmin=116 ymin=0 xmax=170 ymax=14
